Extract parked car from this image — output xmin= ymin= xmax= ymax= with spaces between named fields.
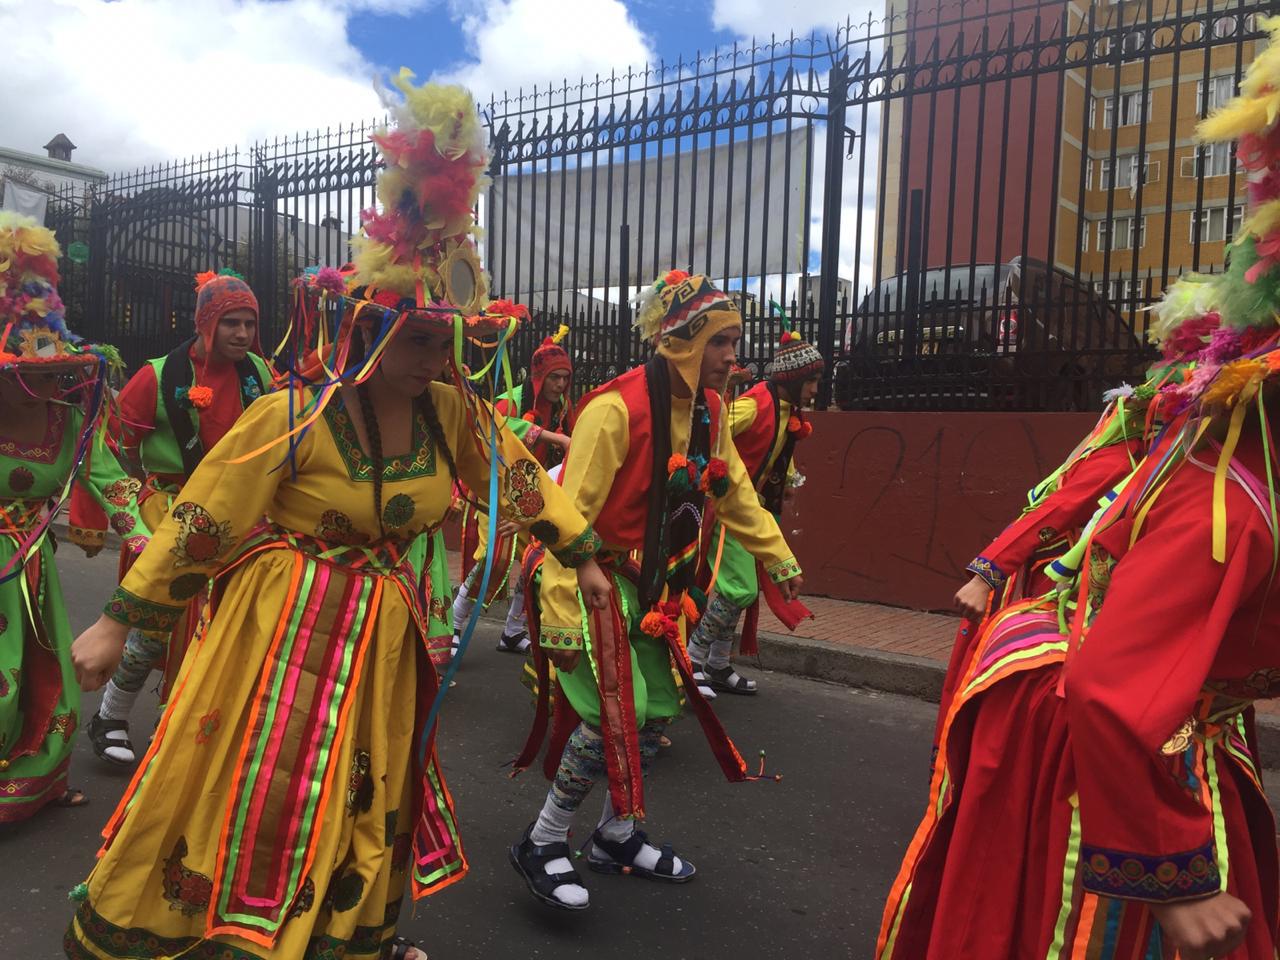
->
xmin=835 ymin=257 xmax=1153 ymax=410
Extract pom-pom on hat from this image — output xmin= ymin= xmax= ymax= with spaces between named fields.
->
xmin=764 ymin=300 xmax=824 ymax=384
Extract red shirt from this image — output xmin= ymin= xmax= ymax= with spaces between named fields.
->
xmin=116 ymin=346 xmax=251 ymax=464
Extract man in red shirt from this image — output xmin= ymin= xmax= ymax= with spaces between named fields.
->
xmin=87 ymin=270 xmax=271 ymax=766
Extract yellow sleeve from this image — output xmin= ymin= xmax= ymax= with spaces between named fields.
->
xmin=442 ymin=384 xmax=599 ymax=570
xmin=103 ymin=389 xmax=301 ymax=632
xmin=727 ymin=394 xmax=760 ymax=438
xmin=537 ymin=391 xmax=629 ymax=649
xmin=715 ymin=410 xmax=801 ymax=583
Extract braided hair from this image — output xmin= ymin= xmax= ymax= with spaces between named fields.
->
xmin=356 ymin=380 xmax=387 ymax=536
xmin=414 ymin=385 xmax=458 ymax=484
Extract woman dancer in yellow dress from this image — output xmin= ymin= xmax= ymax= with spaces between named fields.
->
xmin=63 ymin=76 xmax=608 ymax=960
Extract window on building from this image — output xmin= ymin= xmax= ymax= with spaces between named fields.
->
xmin=1081 ymin=221 xmax=1090 ymax=252
xmin=1098 ymin=216 xmax=1146 ymax=251
xmin=1181 ymin=142 xmax=1238 ymax=178
xmin=1190 ymin=206 xmax=1244 ymax=244
xmin=1105 ymin=278 xmax=1144 ymax=304
xmin=1085 ymin=158 xmax=1093 ymax=191
xmin=1197 ymin=75 xmax=1236 ymax=116
xmin=1121 ymin=29 xmax=1145 ymax=55
xmin=1101 ymin=92 xmax=1152 ymax=128
xmin=1098 ymin=154 xmax=1153 ymax=190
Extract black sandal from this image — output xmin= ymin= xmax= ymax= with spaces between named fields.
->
xmin=587 ymin=828 xmax=696 ymax=883
xmin=385 ymin=937 xmax=426 ymax=959
xmin=704 ymin=664 xmax=758 ymax=695
xmin=509 ymin=823 xmax=590 ymax=911
xmin=51 ymin=787 xmax=89 ymax=808
xmin=88 ymin=711 xmax=136 ymax=765
xmin=496 ymin=630 xmax=531 ymax=653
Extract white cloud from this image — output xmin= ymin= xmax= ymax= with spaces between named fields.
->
xmin=437 ymin=0 xmax=656 ymax=104
xmin=0 ymin=0 xmax=419 ymax=172
xmin=711 ymin=0 xmax=881 ymax=40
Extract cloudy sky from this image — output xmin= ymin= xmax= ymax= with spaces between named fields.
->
xmin=2 ymin=0 xmax=869 ymax=173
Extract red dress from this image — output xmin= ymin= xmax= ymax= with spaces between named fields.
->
xmin=881 ymin=429 xmax=1279 ymax=959
xmin=935 ymin=438 xmax=1142 ymax=747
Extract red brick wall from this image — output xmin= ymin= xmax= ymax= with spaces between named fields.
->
xmin=787 ymin=410 xmax=1099 ymax=610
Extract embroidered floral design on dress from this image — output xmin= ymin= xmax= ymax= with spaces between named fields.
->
xmin=170 ymin=502 xmax=233 ymax=568
xmin=542 ymin=626 xmax=584 ymax=650
xmin=504 ymin=458 xmax=545 ymax=522
xmin=316 ymin=510 xmax=369 ymax=546
xmin=287 ymin=877 xmax=315 ymax=919
xmin=0 ymin=613 xmax=7 ymax=635
xmin=429 ymin=596 xmax=449 ymax=625
xmin=1037 ymin=525 xmax=1059 ymax=543
xmin=346 ymin=749 xmax=373 ymax=815
xmin=47 ymin=711 xmax=76 ymax=743
xmin=1160 ymin=716 xmax=1197 ymax=756
xmin=110 ymin=511 xmax=137 ymax=535
xmin=381 ymin=493 xmax=416 ymax=529
xmin=7 ymin=466 xmax=34 ymax=494
xmin=103 ymin=478 xmax=141 ymax=507
xmin=161 ymin=837 xmax=213 ymax=916
xmin=1080 ymin=843 xmax=1219 ymax=900
xmin=0 ymin=670 xmax=9 ymax=700
xmin=195 ymin=710 xmax=221 ymax=745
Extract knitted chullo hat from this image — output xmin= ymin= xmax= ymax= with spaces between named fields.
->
xmin=633 ymin=269 xmax=742 ymax=395
xmin=530 ymin=325 xmax=572 ymax=398
xmin=764 ymin=299 xmax=823 ymax=383
xmin=193 ymin=269 xmax=260 ymax=354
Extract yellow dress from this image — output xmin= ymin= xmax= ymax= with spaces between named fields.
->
xmin=66 ymin=385 xmax=598 ymax=960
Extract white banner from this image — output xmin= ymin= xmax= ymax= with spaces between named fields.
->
xmin=486 ymin=127 xmax=810 ymax=295
xmin=1 ymin=179 xmax=49 ymax=223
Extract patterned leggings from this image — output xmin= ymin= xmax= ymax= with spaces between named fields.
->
xmin=685 ymin=594 xmax=749 ymax=670
xmin=112 ymin=629 xmax=167 ymax=694
xmin=548 ymin=720 xmax=668 ymax=815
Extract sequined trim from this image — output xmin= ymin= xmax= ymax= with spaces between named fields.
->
xmin=323 ymin=394 xmax=435 ymax=482
xmin=104 ymin=586 xmax=185 ymax=633
xmin=541 ymin=626 xmax=585 ymax=650
xmin=550 ymin=524 xmax=602 ymax=569
xmin=766 ymin=556 xmax=801 ymax=583
xmin=1079 ymin=842 xmax=1219 ymax=902
xmin=965 ymin=555 xmax=1008 ymax=589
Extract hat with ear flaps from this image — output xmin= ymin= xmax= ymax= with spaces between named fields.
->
xmin=632 ymin=270 xmax=743 ymax=396
xmin=764 ymin=300 xmax=823 ymax=384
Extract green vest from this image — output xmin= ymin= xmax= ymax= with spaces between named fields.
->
xmin=139 ymin=351 xmax=272 ymax=479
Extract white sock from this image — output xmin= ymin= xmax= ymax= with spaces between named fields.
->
xmin=530 ymin=794 xmax=588 ymax=907
xmin=98 ymin=679 xmax=141 ymax=722
xmin=452 ymin=582 xmax=475 ymax=627
xmin=594 ymin=796 xmax=683 ymax=875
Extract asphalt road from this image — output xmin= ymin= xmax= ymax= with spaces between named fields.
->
xmin=3 ymin=548 xmax=940 ymax=959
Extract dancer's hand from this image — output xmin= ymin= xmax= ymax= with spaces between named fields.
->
xmin=953 ymin=575 xmax=992 ymax=621
xmin=497 ymin=519 xmax=522 ymax=537
xmin=544 ymin=431 xmax=571 ymax=451
xmin=548 ymin=649 xmax=581 ymax=672
xmin=576 ymin=558 xmax=611 ymax=610
xmin=71 ymin=615 xmax=130 ymax=691
xmin=1151 ymin=892 xmax=1251 ymax=960
xmin=779 ymin=574 xmax=804 ymax=603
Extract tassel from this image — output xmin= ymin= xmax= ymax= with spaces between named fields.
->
xmin=68 ymin=882 xmax=88 ymax=903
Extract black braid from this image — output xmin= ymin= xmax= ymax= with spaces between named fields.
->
xmin=356 ymin=381 xmax=386 ymax=536
xmin=415 ymin=386 xmax=458 ymax=484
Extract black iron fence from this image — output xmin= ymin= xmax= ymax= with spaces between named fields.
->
xmin=44 ymin=0 xmax=1267 ymax=409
